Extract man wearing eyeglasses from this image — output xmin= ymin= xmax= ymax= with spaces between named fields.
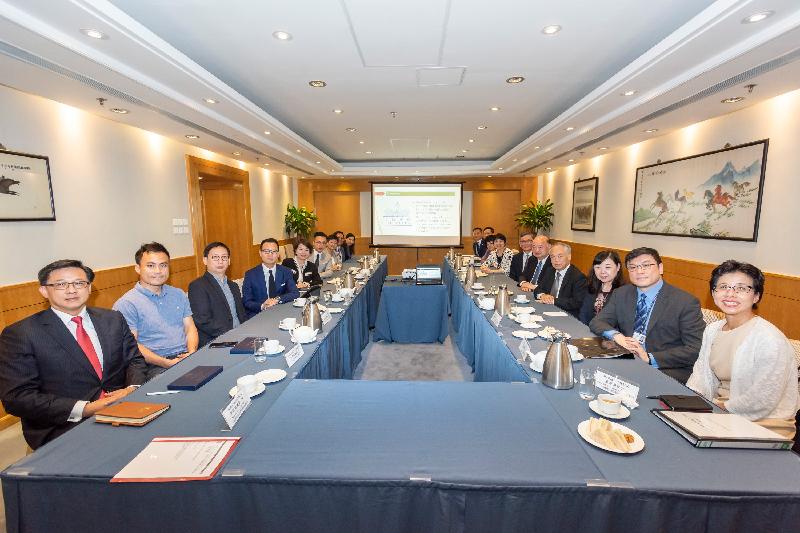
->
xmin=188 ymin=242 xmax=246 ymax=346
xmin=590 ymin=247 xmax=705 ymax=384
xmin=509 ymin=232 xmax=536 ymax=283
xmin=0 ymin=260 xmax=148 ymax=450
xmin=113 ymin=242 xmax=199 ymax=379
xmin=242 ymin=237 xmax=300 ymax=320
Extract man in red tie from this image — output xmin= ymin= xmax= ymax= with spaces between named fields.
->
xmin=0 ymin=260 xmax=147 ymax=450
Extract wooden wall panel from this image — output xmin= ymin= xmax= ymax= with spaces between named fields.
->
xmin=472 ymin=189 xmax=522 ymax=241
xmin=313 ymin=191 xmax=361 ymax=237
xmin=561 ymin=240 xmax=800 ymax=339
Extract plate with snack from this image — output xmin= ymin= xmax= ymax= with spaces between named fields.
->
xmin=537 ymin=326 xmax=571 ymax=341
xmin=577 ymin=417 xmax=644 ymax=454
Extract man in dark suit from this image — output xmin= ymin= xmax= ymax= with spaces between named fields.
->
xmin=242 ymin=237 xmax=300 ymax=320
xmin=188 ymin=242 xmax=246 ymax=345
xmin=471 ymin=227 xmax=487 ymax=258
xmin=590 ymin=247 xmax=705 ymax=384
xmin=0 ymin=260 xmax=147 ymax=450
xmin=519 ymin=235 xmax=554 ymax=290
xmin=533 ymin=242 xmax=588 ymax=318
xmin=509 ymin=232 xmax=536 ymax=283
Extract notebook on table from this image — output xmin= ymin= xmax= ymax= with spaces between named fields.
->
xmin=167 ymin=365 xmax=223 ymax=391
xmin=652 ymin=410 xmax=794 ymax=450
xmin=569 ymin=337 xmax=633 ymax=359
xmin=95 ymin=402 xmax=170 ymax=427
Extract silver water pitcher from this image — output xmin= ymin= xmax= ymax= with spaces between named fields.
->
xmin=541 ymin=335 xmax=574 ymax=389
xmin=373 ymin=248 xmax=380 ymax=261
xmin=496 ymin=283 xmax=510 ymax=316
xmin=344 ymin=272 xmax=355 ymax=290
xmin=360 ymin=256 xmax=370 ymax=270
xmin=464 ymin=264 xmax=476 ymax=288
xmin=447 ymin=248 xmax=455 ymax=263
xmin=301 ymin=297 xmax=324 ymax=332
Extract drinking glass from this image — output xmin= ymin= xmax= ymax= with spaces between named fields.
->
xmin=253 ymin=337 xmax=269 ymax=363
xmin=578 ymin=368 xmax=595 ymax=400
xmin=323 ymin=290 xmax=332 ymax=304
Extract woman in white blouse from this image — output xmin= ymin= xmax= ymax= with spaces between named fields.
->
xmin=481 ymin=233 xmax=515 ymax=275
xmin=687 ymin=260 xmax=799 ymax=438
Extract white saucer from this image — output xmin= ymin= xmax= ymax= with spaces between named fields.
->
xmin=279 ymin=322 xmax=297 ymax=331
xmin=331 ymin=298 xmax=345 ymax=303
xmin=258 ymin=345 xmax=285 ymax=356
xmin=290 ymin=336 xmax=317 ymax=344
xmin=577 ymin=419 xmax=644 ymax=454
xmin=228 ymin=382 xmax=266 ymax=398
xmin=511 ymin=306 xmax=534 ymax=314
xmin=255 ymin=368 xmax=287 ymax=384
xmin=519 ymin=322 xmax=542 ymax=329
xmin=471 ymin=285 xmax=485 ymax=290
xmin=327 ymin=307 xmax=344 ymax=313
xmin=589 ymin=400 xmax=630 ymax=420
xmin=512 ymin=330 xmax=537 ymax=339
xmin=513 ymin=299 xmax=530 ymax=305
xmin=473 ymin=290 xmax=488 ymax=295
xmin=292 ymin=301 xmax=305 ymax=308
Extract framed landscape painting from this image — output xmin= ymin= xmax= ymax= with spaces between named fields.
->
xmin=0 ymin=149 xmax=56 ymax=221
xmin=571 ymin=177 xmax=598 ymax=232
xmin=631 ymin=140 xmax=768 ymax=241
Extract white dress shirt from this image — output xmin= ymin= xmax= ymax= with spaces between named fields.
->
xmin=262 ymin=264 xmax=278 ymax=298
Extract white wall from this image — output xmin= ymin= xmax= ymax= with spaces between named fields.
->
xmin=0 ymin=85 xmax=293 ymax=285
xmin=542 ymin=88 xmax=800 ymax=277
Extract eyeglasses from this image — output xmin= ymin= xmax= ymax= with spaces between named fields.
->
xmin=45 ymin=280 xmax=90 ymax=290
xmin=209 ymin=255 xmax=230 ymax=261
xmin=519 ymin=239 xmax=533 ymax=244
xmin=627 ymin=262 xmax=657 ymax=272
xmin=260 ymin=249 xmax=279 ymax=255
xmin=713 ymin=284 xmax=754 ymax=294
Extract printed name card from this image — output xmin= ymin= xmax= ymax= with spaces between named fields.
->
xmin=490 ymin=311 xmax=502 ymax=328
xmin=321 ymin=310 xmax=332 ymax=325
xmin=285 ymin=343 xmax=305 ymax=368
xmin=594 ymin=368 xmax=640 ymax=408
xmin=518 ymin=339 xmax=531 ymax=358
xmin=220 ymin=391 xmax=251 ymax=430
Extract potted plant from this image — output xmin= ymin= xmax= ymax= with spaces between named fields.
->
xmin=283 ymin=204 xmax=318 ymax=241
xmin=515 ymin=199 xmax=554 ymax=235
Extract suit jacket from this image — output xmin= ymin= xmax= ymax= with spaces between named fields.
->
xmin=0 ymin=307 xmax=148 ymax=449
xmin=519 ymin=255 xmax=555 ymax=286
xmin=533 ymin=264 xmax=588 ymax=318
xmin=188 ymin=272 xmax=246 ymax=346
xmin=472 ymin=239 xmax=487 ymax=258
xmin=282 ymin=258 xmax=323 ymax=288
xmin=509 ymin=252 xmax=537 ymax=283
xmin=589 ymin=282 xmax=705 ymax=384
xmin=242 ymin=264 xmax=300 ymax=319
xmin=311 ymin=250 xmax=334 ymax=278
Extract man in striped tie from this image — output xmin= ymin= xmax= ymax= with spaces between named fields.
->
xmin=0 ymin=260 xmax=147 ymax=450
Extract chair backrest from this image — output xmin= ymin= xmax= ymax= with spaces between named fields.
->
xmin=233 ymin=278 xmax=244 ymax=292
xmin=701 ymin=308 xmax=724 ymax=325
xmin=284 ymin=242 xmax=295 ymax=258
xmin=278 ymin=245 xmax=287 ymax=261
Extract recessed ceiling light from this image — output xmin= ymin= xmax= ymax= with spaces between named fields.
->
xmin=541 ymin=25 xmax=562 ymax=35
xmin=110 ymin=108 xmax=129 ymax=114
xmin=622 ymin=90 xmax=637 ymax=97
xmin=296 ymin=149 xmax=302 ymax=153
xmin=185 ymin=134 xmax=199 ymax=140
xmin=477 ymin=125 xmax=487 ymax=130
xmin=512 ymin=159 xmax=517 ymax=162
xmin=506 ymin=76 xmax=525 ymax=84
xmin=80 ymin=28 xmax=108 ymax=40
xmin=365 ymin=151 xmax=372 ymax=154
xmin=308 ymin=80 xmax=327 ymax=88
xmin=333 ymin=109 xmax=343 ymax=114
xmin=264 ymin=163 xmax=270 ymax=166
xmin=742 ymin=11 xmax=774 ymax=24
xmin=534 ymin=146 xmax=540 ymax=149
xmin=565 ymin=126 xmax=575 ymax=131
xmin=462 ymin=149 xmax=469 ymax=153
xmin=204 ymin=98 xmax=218 ymax=104
xmin=568 ymin=159 xmax=575 ymax=162
xmin=272 ymin=30 xmax=292 ymax=41
xmin=468 ymin=138 xmax=475 ymax=143
xmin=498 ymin=167 xmax=504 ymax=170
xmin=359 ymin=140 xmax=365 ymax=144
xmin=643 ymin=128 xmax=658 ymax=133
xmin=315 ymin=161 xmax=321 ymax=164
xmin=599 ymin=146 xmax=608 ymax=150
xmin=721 ymin=96 xmax=745 ymax=104
xmin=546 ymin=167 xmax=552 ymax=170
xmin=490 ymin=106 xmax=500 ymax=111
xmin=264 ymin=130 xmax=271 ymax=135
xmin=232 ymin=152 xmax=241 ymax=156
xmin=345 ymin=127 xmax=357 ymax=133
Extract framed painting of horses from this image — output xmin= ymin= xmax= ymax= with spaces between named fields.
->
xmin=571 ymin=177 xmax=598 ymax=231
xmin=0 ymin=149 xmax=55 ymax=221
xmin=631 ymin=139 xmax=768 ymax=241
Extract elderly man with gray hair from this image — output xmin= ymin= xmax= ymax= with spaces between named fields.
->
xmin=532 ymin=242 xmax=587 ymax=318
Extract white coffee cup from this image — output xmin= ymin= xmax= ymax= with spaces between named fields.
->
xmin=514 ymin=295 xmax=528 ymax=303
xmin=479 ymin=297 xmax=495 ymax=310
xmin=292 ymin=325 xmax=315 ymax=343
xmin=265 ymin=339 xmax=280 ymax=353
xmin=281 ymin=317 xmax=297 ymax=329
xmin=236 ymin=375 xmax=258 ymax=395
xmin=331 ymin=293 xmax=344 ymax=302
xmin=518 ymin=313 xmax=532 ymax=324
xmin=294 ymin=297 xmax=307 ymax=306
xmin=597 ymin=393 xmax=622 ymax=415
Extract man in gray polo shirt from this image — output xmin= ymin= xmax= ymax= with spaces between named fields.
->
xmin=113 ymin=242 xmax=199 ymax=379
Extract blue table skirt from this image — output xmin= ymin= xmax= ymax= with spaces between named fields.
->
xmin=373 ymin=283 xmax=449 ymax=343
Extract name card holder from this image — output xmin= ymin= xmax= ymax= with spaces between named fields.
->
xmin=220 ymin=390 xmax=251 ymax=430
xmin=321 ymin=310 xmax=332 ymax=325
xmin=285 ymin=343 xmax=305 ymax=368
xmin=490 ymin=311 xmax=502 ymax=328
xmin=594 ymin=367 xmax=640 ymax=408
xmin=518 ymin=339 xmax=531 ymax=359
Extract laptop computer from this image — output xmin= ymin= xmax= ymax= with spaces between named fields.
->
xmin=415 ymin=264 xmax=443 ymax=285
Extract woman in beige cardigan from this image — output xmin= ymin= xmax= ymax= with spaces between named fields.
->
xmin=687 ymin=260 xmax=799 ymax=438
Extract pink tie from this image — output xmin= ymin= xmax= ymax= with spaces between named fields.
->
xmin=71 ymin=316 xmax=105 ymax=397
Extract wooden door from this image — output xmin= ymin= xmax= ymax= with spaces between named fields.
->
xmin=200 ymin=181 xmax=248 ymax=279
xmin=472 ymin=190 xmax=522 ymax=243
xmin=313 ymin=191 xmax=361 ymax=236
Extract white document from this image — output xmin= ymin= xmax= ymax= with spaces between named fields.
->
xmin=285 ymin=343 xmax=305 ymax=368
xmin=111 ymin=437 xmax=240 ymax=482
xmin=220 ymin=391 xmax=251 ymax=430
xmin=660 ymin=412 xmax=787 ymax=441
xmin=543 ymin=311 xmax=569 ymax=317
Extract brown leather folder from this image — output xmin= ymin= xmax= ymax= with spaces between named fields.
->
xmin=94 ymin=402 xmax=170 ymax=427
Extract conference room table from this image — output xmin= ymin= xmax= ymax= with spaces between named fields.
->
xmin=373 ymin=280 xmax=449 ymax=343
xmin=3 ymin=256 xmax=800 ymax=533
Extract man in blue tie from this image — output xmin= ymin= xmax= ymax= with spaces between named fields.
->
xmin=242 ymin=238 xmax=300 ymax=320
xmin=589 ymin=247 xmax=705 ymax=384
xmin=518 ymin=235 xmax=554 ymax=290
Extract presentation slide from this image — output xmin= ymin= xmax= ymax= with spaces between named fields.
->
xmin=371 ymin=183 xmax=463 ymax=247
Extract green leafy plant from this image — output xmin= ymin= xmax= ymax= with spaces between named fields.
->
xmin=515 ymin=199 xmax=554 ymax=235
xmin=284 ymin=204 xmax=318 ymax=240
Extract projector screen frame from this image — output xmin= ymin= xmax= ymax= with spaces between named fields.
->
xmin=369 ymin=181 xmax=464 ymax=248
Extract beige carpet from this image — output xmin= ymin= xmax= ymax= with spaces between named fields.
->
xmin=0 ymin=422 xmax=27 ymax=533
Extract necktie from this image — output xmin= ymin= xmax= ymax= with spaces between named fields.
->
xmin=633 ymin=293 xmax=648 ymax=335
xmin=268 ymin=269 xmax=277 ymax=299
xmin=550 ymin=271 xmax=561 ymax=297
xmin=522 ymin=253 xmax=529 ymax=273
xmin=532 ymin=260 xmax=544 ymax=283
xmin=71 ymin=316 xmax=103 ymax=382
xmin=315 ymin=254 xmax=320 ymax=268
